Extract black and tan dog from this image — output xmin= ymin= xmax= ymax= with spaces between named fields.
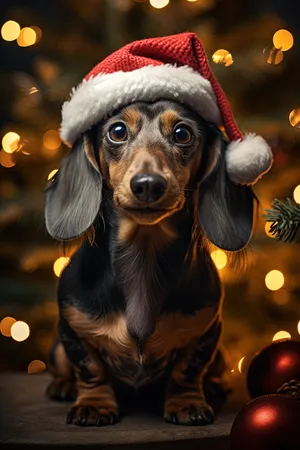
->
xmin=44 ymin=100 xmax=255 ymax=427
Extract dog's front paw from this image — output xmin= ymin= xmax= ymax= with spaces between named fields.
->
xmin=67 ymin=404 xmax=120 ymax=427
xmin=164 ymin=399 xmax=214 ymax=426
xmin=46 ymin=379 xmax=77 ymax=402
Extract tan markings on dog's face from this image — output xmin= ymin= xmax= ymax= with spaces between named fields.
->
xmin=160 ymin=110 xmax=180 ymax=135
xmin=108 ymin=159 xmax=132 ymax=189
xmin=99 ymin=101 xmax=216 ymax=227
xmin=122 ymin=106 xmax=141 ymax=135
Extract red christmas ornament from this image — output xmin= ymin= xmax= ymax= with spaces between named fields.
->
xmin=247 ymin=339 xmax=300 ymax=398
xmin=230 ymin=394 xmax=300 ymax=450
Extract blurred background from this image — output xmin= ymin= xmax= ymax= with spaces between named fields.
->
xmin=0 ymin=0 xmax=300 ymax=378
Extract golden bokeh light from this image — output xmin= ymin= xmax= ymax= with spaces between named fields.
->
xmin=28 ymin=360 xmax=47 ymax=374
xmin=265 ymin=270 xmax=284 ymax=291
xmin=47 ymin=169 xmax=58 ymax=180
xmin=293 ymin=185 xmax=300 ymax=203
xmin=272 ymin=330 xmax=291 ymax=342
xmin=0 ymin=150 xmax=16 ymax=168
xmin=0 ymin=317 xmax=16 ymax=337
xmin=289 ymin=109 xmax=300 ymax=128
xmin=210 ymin=250 xmax=227 ymax=270
xmin=273 ymin=29 xmax=294 ymax=51
xmin=11 ymin=321 xmax=30 ymax=342
xmin=186 ymin=0 xmax=198 ymax=2
xmin=212 ymin=49 xmax=233 ymax=67
xmin=298 ymin=320 xmax=300 ymax=335
xmin=265 ymin=222 xmax=275 ymax=238
xmin=17 ymin=27 xmax=37 ymax=47
xmin=53 ymin=257 xmax=70 ymax=277
xmin=30 ymin=26 xmax=42 ymax=43
xmin=43 ymin=130 xmax=61 ymax=150
xmin=238 ymin=356 xmax=246 ymax=374
xmin=149 ymin=0 xmax=169 ymax=9
xmin=2 ymin=132 xmax=20 ymax=153
xmin=1 ymin=20 xmax=21 ymax=41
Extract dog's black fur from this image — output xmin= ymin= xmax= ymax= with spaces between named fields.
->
xmin=45 ymin=101 xmax=254 ymax=427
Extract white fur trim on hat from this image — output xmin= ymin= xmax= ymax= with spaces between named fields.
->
xmin=225 ymin=134 xmax=273 ymax=185
xmin=60 ymin=64 xmax=221 ymax=147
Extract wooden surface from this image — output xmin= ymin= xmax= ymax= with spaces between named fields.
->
xmin=0 ymin=373 xmax=248 ymax=449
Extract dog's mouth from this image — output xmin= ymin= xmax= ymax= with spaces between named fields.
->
xmin=119 ymin=199 xmax=185 ymax=224
xmin=124 ymin=206 xmax=170 ymax=213
xmin=121 ymin=207 xmax=175 ymax=225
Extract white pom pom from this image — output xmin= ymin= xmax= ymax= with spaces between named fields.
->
xmin=225 ymin=134 xmax=273 ymax=185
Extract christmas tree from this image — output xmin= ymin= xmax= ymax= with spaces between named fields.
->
xmin=265 ymin=198 xmax=300 ymax=242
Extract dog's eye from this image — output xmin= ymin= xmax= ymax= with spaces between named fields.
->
xmin=174 ymin=126 xmax=193 ymax=145
xmin=107 ymin=123 xmax=128 ymax=143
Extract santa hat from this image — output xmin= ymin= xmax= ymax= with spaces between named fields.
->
xmin=60 ymin=32 xmax=273 ymax=185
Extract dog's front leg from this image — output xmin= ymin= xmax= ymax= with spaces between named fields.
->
xmin=58 ymin=317 xmax=120 ymax=427
xmin=164 ymin=319 xmax=221 ymax=426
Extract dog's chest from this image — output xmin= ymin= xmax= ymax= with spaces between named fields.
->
xmin=65 ymin=305 xmax=217 ymax=387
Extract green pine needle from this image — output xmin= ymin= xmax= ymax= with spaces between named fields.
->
xmin=265 ymin=198 xmax=300 ymax=243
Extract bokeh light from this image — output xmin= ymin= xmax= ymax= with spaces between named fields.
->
xmin=272 ymin=330 xmax=291 ymax=341
xmin=149 ymin=0 xmax=169 ymax=9
xmin=2 ymin=132 xmax=20 ymax=153
xmin=43 ymin=130 xmax=61 ymax=150
xmin=0 ymin=150 xmax=16 ymax=168
xmin=17 ymin=27 xmax=37 ymax=47
xmin=53 ymin=257 xmax=70 ymax=277
xmin=293 ymin=185 xmax=300 ymax=203
xmin=298 ymin=321 xmax=300 ymax=335
xmin=28 ymin=360 xmax=46 ymax=374
xmin=238 ymin=356 xmax=246 ymax=374
xmin=1 ymin=20 xmax=21 ymax=41
xmin=30 ymin=26 xmax=42 ymax=43
xmin=289 ymin=109 xmax=300 ymax=128
xmin=47 ymin=169 xmax=58 ymax=180
xmin=0 ymin=317 xmax=16 ymax=337
xmin=265 ymin=270 xmax=284 ymax=291
xmin=11 ymin=321 xmax=30 ymax=342
xmin=210 ymin=250 xmax=227 ymax=270
xmin=273 ymin=29 xmax=294 ymax=51
xmin=212 ymin=49 xmax=233 ymax=67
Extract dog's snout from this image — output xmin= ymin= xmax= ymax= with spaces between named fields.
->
xmin=130 ymin=174 xmax=167 ymax=203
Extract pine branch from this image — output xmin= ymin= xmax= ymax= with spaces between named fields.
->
xmin=265 ymin=198 xmax=300 ymax=243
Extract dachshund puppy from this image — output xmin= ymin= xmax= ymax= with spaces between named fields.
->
xmin=45 ymin=100 xmax=254 ymax=427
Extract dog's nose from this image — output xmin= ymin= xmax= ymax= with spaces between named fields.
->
xmin=130 ymin=174 xmax=167 ymax=203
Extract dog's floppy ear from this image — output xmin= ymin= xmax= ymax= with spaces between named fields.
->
xmin=44 ymin=133 xmax=103 ymax=241
xmin=197 ymin=137 xmax=254 ymax=252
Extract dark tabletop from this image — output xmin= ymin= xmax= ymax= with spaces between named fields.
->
xmin=0 ymin=373 xmax=248 ymax=449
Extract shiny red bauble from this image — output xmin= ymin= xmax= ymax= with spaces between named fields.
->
xmin=247 ymin=339 xmax=300 ymax=398
xmin=230 ymin=394 xmax=300 ymax=450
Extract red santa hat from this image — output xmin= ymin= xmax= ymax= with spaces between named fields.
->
xmin=60 ymin=32 xmax=273 ymax=185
